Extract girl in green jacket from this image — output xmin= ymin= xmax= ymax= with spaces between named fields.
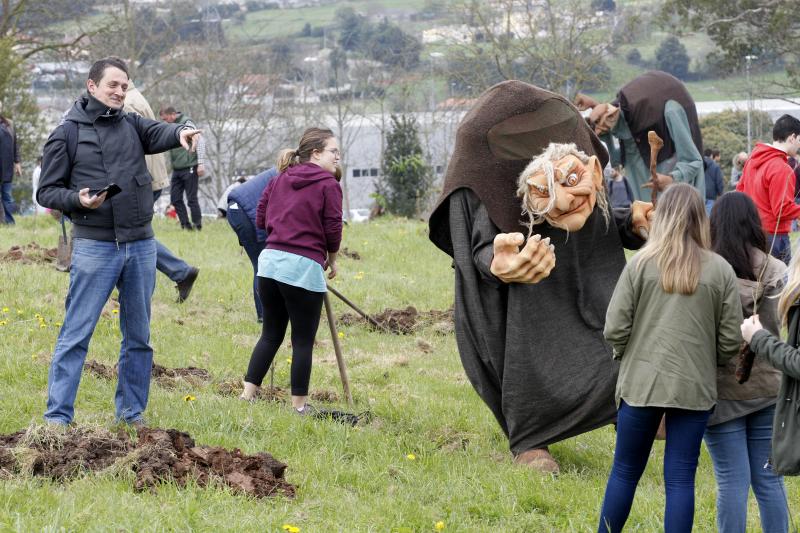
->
xmin=599 ymin=183 xmax=742 ymax=533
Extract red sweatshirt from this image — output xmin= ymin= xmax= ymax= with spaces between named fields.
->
xmin=736 ymin=143 xmax=800 ymax=235
xmin=255 ymin=162 xmax=342 ymax=266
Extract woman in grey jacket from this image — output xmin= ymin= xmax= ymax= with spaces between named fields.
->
xmin=706 ymin=192 xmax=788 ymax=533
xmin=599 ymin=183 xmax=743 ymax=533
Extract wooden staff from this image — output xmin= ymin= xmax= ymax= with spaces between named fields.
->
xmin=324 ymin=293 xmax=353 ymax=407
xmin=647 ymin=130 xmax=664 ymax=205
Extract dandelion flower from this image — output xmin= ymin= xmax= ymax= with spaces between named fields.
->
xmin=0 ymin=320 xmax=6 ymax=326
xmin=406 ymin=453 xmax=416 ymax=461
xmin=1 ymin=307 xmax=8 ymax=313
xmin=282 ymin=525 xmax=300 ymax=533
xmin=31 ymin=354 xmax=37 ymax=360
xmin=435 ymin=521 xmax=446 ymax=531
xmin=35 ymin=313 xmax=42 ymax=319
xmin=183 ymin=394 xmax=196 ymax=402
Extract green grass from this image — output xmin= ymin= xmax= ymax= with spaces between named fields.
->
xmin=224 ymin=0 xmax=429 ymax=44
xmin=1 ymin=215 xmax=799 ymax=531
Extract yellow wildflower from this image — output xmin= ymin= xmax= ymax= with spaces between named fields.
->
xmin=39 ymin=324 xmax=47 ymax=329
xmin=435 ymin=522 xmax=446 ymax=531
xmin=282 ymin=525 xmax=300 ymax=533
xmin=16 ymin=309 xmax=23 ymax=315
xmin=0 ymin=320 xmax=6 ymax=326
xmin=183 ymin=394 xmax=196 ymax=402
xmin=1 ymin=307 xmax=8 ymax=313
xmin=34 ymin=313 xmax=42 ymax=319
xmin=406 ymin=453 xmax=416 ymax=461
xmin=337 ymin=331 xmax=345 ymax=339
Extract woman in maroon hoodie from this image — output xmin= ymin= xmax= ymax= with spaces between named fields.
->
xmin=240 ymin=127 xmax=343 ymax=413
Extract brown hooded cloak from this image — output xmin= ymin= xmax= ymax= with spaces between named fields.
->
xmin=428 ymin=81 xmax=643 ymax=453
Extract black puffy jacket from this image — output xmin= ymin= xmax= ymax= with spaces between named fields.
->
xmin=37 ymin=94 xmax=185 ymax=242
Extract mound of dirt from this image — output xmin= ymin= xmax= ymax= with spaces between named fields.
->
xmin=309 ymin=389 xmax=339 ymax=403
xmin=0 ymin=426 xmax=132 ymax=481
xmin=338 ymin=306 xmax=454 ymax=335
xmin=0 ymin=426 xmax=295 ymax=499
xmin=339 ymin=247 xmax=361 ymax=260
xmin=82 ymin=360 xmax=212 ymax=387
xmin=0 ymin=242 xmax=58 ymax=265
xmin=135 ymin=428 xmax=295 ymax=498
xmin=216 ymin=380 xmax=286 ymax=402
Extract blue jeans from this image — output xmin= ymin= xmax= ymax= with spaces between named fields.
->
xmin=1 ymin=181 xmax=15 ymax=224
xmin=598 ymin=400 xmax=712 ymax=533
xmin=705 ymin=199 xmax=715 ymax=216
xmin=152 ymin=190 xmax=192 ymax=283
xmin=227 ymin=205 xmax=266 ymax=320
xmin=767 ymin=233 xmax=791 ymax=266
xmin=45 ymin=237 xmax=157 ymax=424
xmin=704 ymin=405 xmax=788 ymax=533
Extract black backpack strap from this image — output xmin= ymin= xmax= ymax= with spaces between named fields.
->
xmin=62 ymin=119 xmax=79 ymax=166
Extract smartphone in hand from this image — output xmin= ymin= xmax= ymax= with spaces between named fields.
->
xmin=93 ymin=183 xmax=122 ymax=200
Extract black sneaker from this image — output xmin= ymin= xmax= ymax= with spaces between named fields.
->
xmin=176 ymin=267 xmax=199 ymax=303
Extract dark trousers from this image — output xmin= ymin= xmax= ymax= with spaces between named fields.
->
xmin=767 ymin=233 xmax=791 ymax=266
xmin=245 ymin=277 xmax=324 ymax=396
xmin=598 ymin=400 xmax=712 ymax=533
xmin=226 ymin=206 xmax=265 ymax=320
xmin=170 ymin=167 xmax=201 ymax=229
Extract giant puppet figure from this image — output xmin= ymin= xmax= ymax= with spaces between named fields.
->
xmin=428 ymin=81 xmax=653 ymax=473
xmin=576 ymin=70 xmax=704 ymax=200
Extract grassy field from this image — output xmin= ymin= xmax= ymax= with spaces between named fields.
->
xmin=1 ymin=215 xmax=798 ymax=531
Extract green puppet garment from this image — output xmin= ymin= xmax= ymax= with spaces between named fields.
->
xmin=603 ymin=100 xmax=704 ymax=201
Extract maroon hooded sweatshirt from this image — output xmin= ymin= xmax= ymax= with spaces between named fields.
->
xmin=255 ymin=162 xmax=343 ymax=266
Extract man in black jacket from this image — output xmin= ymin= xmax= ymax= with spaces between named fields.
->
xmin=36 ymin=57 xmax=201 ymax=426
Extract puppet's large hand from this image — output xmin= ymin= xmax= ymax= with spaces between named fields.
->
xmin=631 ymin=201 xmax=655 ymax=239
xmin=490 ymin=232 xmax=555 ymax=284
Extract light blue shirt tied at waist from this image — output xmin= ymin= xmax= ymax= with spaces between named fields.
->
xmin=257 ymin=248 xmax=327 ymax=293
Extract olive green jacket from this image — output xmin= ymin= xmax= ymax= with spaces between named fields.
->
xmin=750 ymin=304 xmax=800 ymax=475
xmin=605 ymin=251 xmax=742 ymax=410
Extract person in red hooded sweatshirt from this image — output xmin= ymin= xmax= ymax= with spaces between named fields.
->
xmin=240 ymin=127 xmax=343 ymax=412
xmin=737 ymin=114 xmax=800 ymax=265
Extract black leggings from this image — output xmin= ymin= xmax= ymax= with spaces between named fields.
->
xmin=245 ymin=277 xmax=324 ymax=395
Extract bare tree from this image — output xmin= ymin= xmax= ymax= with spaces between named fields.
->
xmin=448 ymin=0 xmax=615 ymax=98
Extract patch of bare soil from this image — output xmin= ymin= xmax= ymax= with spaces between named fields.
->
xmin=0 ymin=242 xmax=58 ymax=265
xmin=339 ymin=247 xmax=361 ymax=260
xmin=216 ymin=380 xmax=286 ymax=402
xmin=82 ymin=360 xmax=212 ymax=388
xmin=338 ymin=306 xmax=454 ymax=335
xmin=0 ymin=426 xmax=295 ymax=499
xmin=134 ymin=428 xmax=295 ymax=498
xmin=309 ymin=389 xmax=339 ymax=403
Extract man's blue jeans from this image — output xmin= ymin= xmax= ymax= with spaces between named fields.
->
xmin=598 ymin=400 xmax=711 ymax=533
xmin=227 ymin=205 xmax=266 ymax=320
xmin=767 ymin=233 xmax=791 ymax=266
xmin=1 ymin=181 xmax=15 ymax=224
xmin=153 ymin=189 xmax=192 ymax=283
xmin=704 ymin=405 xmax=788 ymax=533
xmin=45 ymin=237 xmax=157 ymax=424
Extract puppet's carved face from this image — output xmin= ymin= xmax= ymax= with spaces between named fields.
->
xmin=522 ymin=154 xmax=604 ymax=231
xmin=589 ymin=103 xmax=620 ymax=136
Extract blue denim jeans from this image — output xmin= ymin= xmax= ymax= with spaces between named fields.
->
xmin=1 ymin=181 xmax=15 ymax=224
xmin=45 ymin=237 xmax=157 ymax=424
xmin=704 ymin=405 xmax=788 ymax=533
xmin=227 ymin=205 xmax=266 ymax=320
xmin=153 ymin=189 xmax=192 ymax=283
xmin=767 ymin=233 xmax=791 ymax=266
xmin=598 ymin=400 xmax=712 ymax=533
xmin=705 ymin=199 xmax=715 ymax=216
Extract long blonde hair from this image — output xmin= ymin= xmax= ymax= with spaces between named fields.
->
xmin=778 ymin=251 xmax=800 ymax=323
xmin=276 ymin=127 xmax=334 ymax=172
xmin=636 ymin=183 xmax=710 ymax=294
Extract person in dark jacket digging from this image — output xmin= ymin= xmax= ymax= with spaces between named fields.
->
xmin=36 ymin=57 xmax=202 ymax=426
